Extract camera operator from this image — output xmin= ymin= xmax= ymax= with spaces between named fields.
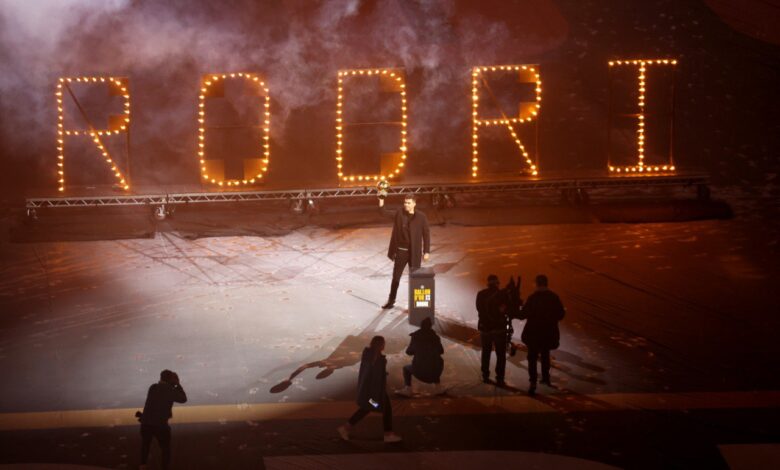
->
xmin=476 ymin=274 xmax=509 ymax=385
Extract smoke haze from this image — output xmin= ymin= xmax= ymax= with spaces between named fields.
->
xmin=0 ymin=0 xmax=777 ymax=197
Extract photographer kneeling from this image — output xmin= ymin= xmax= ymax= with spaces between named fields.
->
xmin=396 ymin=317 xmax=444 ymax=396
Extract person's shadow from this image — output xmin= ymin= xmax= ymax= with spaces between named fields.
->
xmin=270 ymin=309 xmax=409 ymax=394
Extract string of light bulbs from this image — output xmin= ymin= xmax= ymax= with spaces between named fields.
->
xmin=198 ymin=73 xmax=271 ymax=186
xmin=608 ymin=59 xmax=678 ymax=174
xmin=471 ymin=65 xmax=541 ymax=178
xmin=335 ymin=68 xmax=407 ymax=183
xmin=56 ymin=76 xmax=131 ymax=192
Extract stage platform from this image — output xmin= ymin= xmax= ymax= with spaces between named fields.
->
xmin=0 ymin=214 xmax=778 ymax=468
xmin=24 ymin=172 xmax=711 ymax=218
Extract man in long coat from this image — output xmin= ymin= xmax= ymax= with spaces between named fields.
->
xmin=519 ymin=274 xmax=566 ymax=395
xmin=379 ymin=193 xmax=430 ymax=309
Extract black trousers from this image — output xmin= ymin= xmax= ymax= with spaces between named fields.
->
xmin=387 ymin=248 xmax=411 ymax=303
xmin=480 ymin=330 xmax=507 ymax=381
xmin=348 ymin=392 xmax=393 ymax=432
xmin=403 ymin=364 xmax=440 ymax=386
xmin=527 ymin=346 xmax=551 ymax=384
xmin=140 ymin=424 xmax=171 ymax=469
xmin=403 ymin=364 xmax=415 ymax=386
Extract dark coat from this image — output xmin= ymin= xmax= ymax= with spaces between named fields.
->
xmin=140 ymin=382 xmax=187 ymax=425
xmin=406 ymin=328 xmax=444 ymax=383
xmin=356 ymin=347 xmax=388 ymax=411
xmin=382 ymin=207 xmax=431 ymax=269
xmin=476 ymin=286 xmax=507 ymax=332
xmin=519 ymin=288 xmax=566 ymax=350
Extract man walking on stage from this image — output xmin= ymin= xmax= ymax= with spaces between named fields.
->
xmin=379 ymin=193 xmax=430 ymax=309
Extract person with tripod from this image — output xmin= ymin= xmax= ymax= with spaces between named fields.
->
xmin=476 ymin=274 xmax=509 ymax=386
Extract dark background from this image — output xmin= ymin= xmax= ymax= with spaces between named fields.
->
xmin=0 ymin=0 xmax=778 ymax=198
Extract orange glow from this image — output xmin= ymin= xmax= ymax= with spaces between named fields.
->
xmin=336 ymin=68 xmax=407 ymax=183
xmin=198 ymin=73 xmax=271 ymax=186
xmin=471 ymin=65 xmax=541 ymax=178
xmin=608 ymin=59 xmax=678 ymax=175
xmin=56 ymin=76 xmax=131 ymax=192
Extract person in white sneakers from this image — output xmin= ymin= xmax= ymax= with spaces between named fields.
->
xmin=396 ymin=317 xmax=444 ymax=397
xmin=337 ymin=336 xmax=402 ymax=443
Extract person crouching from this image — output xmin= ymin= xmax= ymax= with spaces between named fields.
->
xmin=396 ymin=317 xmax=444 ymax=396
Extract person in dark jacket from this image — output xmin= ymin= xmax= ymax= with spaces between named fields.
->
xmin=476 ymin=274 xmax=509 ymax=385
xmin=137 ymin=369 xmax=187 ymax=469
xmin=378 ymin=193 xmax=431 ymax=309
xmin=519 ymin=274 xmax=566 ymax=395
xmin=395 ymin=317 xmax=444 ymax=396
xmin=338 ymin=336 xmax=402 ymax=443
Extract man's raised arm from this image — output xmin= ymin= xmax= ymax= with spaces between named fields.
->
xmin=377 ymin=191 xmax=395 ymax=217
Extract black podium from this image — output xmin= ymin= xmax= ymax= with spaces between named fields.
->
xmin=408 ymin=267 xmax=435 ymax=326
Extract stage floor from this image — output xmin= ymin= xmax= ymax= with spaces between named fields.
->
xmin=1 ymin=205 xmax=779 ymax=468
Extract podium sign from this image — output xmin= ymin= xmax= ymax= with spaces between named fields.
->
xmin=409 ymin=266 xmax=435 ymax=326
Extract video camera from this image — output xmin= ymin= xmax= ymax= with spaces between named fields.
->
xmin=500 ymin=275 xmax=524 ymax=356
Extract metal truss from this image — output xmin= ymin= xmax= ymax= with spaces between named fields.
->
xmin=393 ymin=174 xmax=709 ymax=196
xmin=27 ymin=194 xmax=167 ymax=208
xmin=26 ymin=173 xmax=709 ymax=210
